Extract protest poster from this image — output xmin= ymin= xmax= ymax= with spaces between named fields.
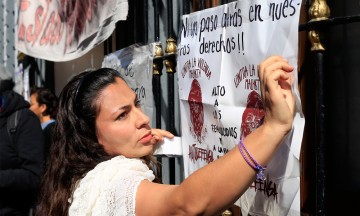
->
xmin=102 ymin=44 xmax=154 ymax=122
xmin=16 ymin=0 xmax=128 ymax=62
xmin=176 ymin=0 xmax=305 ymax=215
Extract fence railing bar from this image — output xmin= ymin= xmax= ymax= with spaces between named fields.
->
xmin=166 ymin=0 xmax=176 ymax=185
xmin=299 ymin=14 xmax=360 ymax=31
xmin=200 ymin=0 xmax=205 ymax=10
xmin=167 ymin=0 xmax=174 ymax=38
xmin=183 ymin=0 xmax=190 ymax=14
xmin=152 ymin=0 xmax=164 ymax=182
xmin=314 ymin=52 xmax=326 ymax=216
xmin=133 ymin=0 xmax=138 ymax=42
xmin=144 ymin=0 xmax=148 ymax=44
xmin=154 ymin=0 xmax=160 ymax=41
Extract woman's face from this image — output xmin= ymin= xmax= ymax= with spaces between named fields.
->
xmin=95 ymin=78 xmax=153 ymax=158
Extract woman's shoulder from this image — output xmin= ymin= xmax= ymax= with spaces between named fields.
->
xmin=69 ymin=156 xmax=155 ymax=215
xmin=69 ymin=156 xmax=154 ymax=215
xmin=97 ymin=156 xmax=149 ymax=171
xmin=81 ymin=156 xmax=154 ymax=183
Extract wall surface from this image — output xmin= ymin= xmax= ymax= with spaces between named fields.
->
xmin=0 ymin=1 xmax=16 ymax=77
xmin=54 ymin=43 xmax=104 ymax=96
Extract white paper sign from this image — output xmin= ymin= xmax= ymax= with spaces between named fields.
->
xmin=102 ymin=44 xmax=154 ymax=122
xmin=153 ymin=137 xmax=183 ymax=156
xmin=177 ymin=0 xmax=305 ymax=215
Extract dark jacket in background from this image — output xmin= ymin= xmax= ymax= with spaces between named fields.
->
xmin=0 ymin=90 xmax=44 ymax=216
xmin=42 ymin=121 xmax=55 ymax=163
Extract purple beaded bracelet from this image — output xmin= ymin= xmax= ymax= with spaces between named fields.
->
xmin=238 ymin=138 xmax=267 ymax=181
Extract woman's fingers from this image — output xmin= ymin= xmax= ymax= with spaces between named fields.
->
xmin=258 ymin=56 xmax=290 ymax=100
xmin=150 ymin=129 xmax=174 ymax=144
xmin=152 ymin=129 xmax=174 ymax=139
xmin=258 ymin=56 xmax=295 ymax=133
xmin=267 ymin=70 xmax=294 ymax=112
xmin=259 ymin=56 xmax=294 ymax=101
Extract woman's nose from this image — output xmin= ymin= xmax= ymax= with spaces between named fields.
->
xmin=135 ymin=107 xmax=150 ymax=128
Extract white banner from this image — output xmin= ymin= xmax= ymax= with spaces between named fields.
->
xmin=16 ymin=0 xmax=128 ymax=62
xmin=177 ymin=0 xmax=305 ymax=215
xmin=102 ymin=44 xmax=154 ymax=123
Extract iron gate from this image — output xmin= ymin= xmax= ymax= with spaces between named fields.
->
xmin=124 ymin=0 xmax=360 ymax=215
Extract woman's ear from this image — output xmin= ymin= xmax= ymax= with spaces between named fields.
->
xmin=40 ymin=103 xmax=47 ymax=114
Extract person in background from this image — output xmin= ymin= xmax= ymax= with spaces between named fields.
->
xmin=29 ymin=87 xmax=58 ymax=162
xmin=36 ymin=55 xmax=295 ymax=216
xmin=0 ymin=65 xmax=44 ymax=216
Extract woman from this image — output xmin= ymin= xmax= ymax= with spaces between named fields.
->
xmin=29 ymin=87 xmax=58 ymax=161
xmin=36 ymin=55 xmax=295 ymax=216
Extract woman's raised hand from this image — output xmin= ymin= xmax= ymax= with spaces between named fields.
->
xmin=258 ymin=55 xmax=295 ymax=135
xmin=150 ymin=129 xmax=174 ymax=145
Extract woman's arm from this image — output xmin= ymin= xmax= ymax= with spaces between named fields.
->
xmin=136 ymin=56 xmax=295 ymax=216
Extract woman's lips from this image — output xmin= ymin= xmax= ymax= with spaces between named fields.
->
xmin=140 ymin=133 xmax=153 ymax=144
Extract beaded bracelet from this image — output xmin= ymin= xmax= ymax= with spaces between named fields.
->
xmin=238 ymin=138 xmax=267 ymax=181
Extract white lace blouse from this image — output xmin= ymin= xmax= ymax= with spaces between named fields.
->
xmin=68 ymin=156 xmax=155 ymax=216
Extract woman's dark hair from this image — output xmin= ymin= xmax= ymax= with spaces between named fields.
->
xmin=0 ymin=79 xmax=15 ymax=94
xmin=36 ymin=68 xmax=159 ymax=216
xmin=31 ymin=87 xmax=59 ymax=119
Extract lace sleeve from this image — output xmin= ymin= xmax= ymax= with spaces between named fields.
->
xmin=69 ymin=156 xmax=155 ymax=216
xmin=109 ymin=170 xmax=152 ymax=215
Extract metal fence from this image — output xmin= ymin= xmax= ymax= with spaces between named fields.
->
xmin=3 ymin=0 xmax=359 ymax=215
xmin=111 ymin=0 xmax=360 ymax=215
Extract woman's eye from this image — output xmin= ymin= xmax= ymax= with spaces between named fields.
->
xmin=116 ymin=112 xmax=128 ymax=120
